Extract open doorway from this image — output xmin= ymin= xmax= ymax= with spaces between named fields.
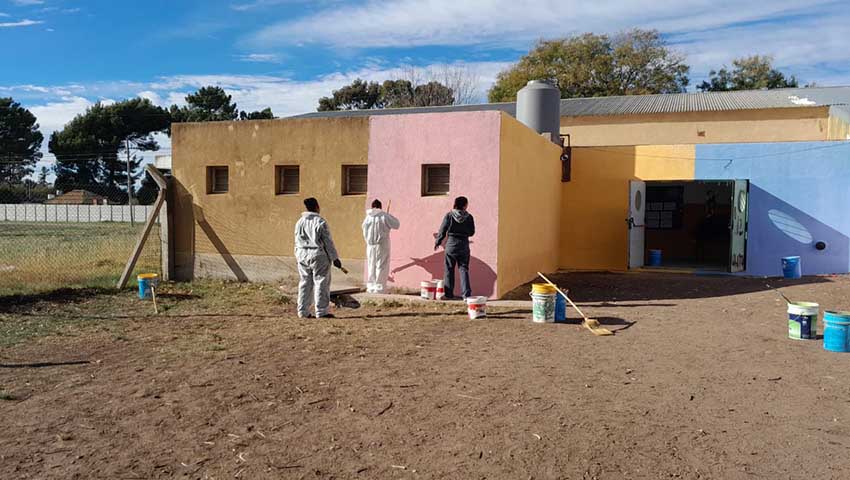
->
xmin=628 ymin=180 xmax=749 ymax=272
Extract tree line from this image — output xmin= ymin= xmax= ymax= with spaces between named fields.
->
xmin=0 ymin=86 xmax=274 ymax=204
xmin=1 ymin=28 xmax=806 ymax=202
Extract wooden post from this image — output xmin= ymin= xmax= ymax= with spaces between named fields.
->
xmin=117 ymin=165 xmax=170 ymax=289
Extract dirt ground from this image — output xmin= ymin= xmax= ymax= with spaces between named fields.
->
xmin=2 ymin=272 xmax=850 ymax=479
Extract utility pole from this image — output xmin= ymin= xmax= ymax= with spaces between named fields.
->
xmin=126 ymin=138 xmax=134 ymax=225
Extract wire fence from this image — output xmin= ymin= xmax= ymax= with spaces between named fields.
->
xmin=0 ymin=176 xmax=162 ymax=297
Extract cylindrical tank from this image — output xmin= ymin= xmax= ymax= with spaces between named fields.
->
xmin=516 ymin=79 xmax=561 ymax=142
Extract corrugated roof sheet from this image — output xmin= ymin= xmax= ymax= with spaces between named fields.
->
xmin=291 ymin=86 xmax=850 ymax=120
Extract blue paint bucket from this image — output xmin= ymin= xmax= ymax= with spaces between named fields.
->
xmin=648 ymin=249 xmax=662 ymax=267
xmin=781 ymin=256 xmax=802 ymax=279
xmin=823 ymin=311 xmax=850 ymax=353
xmin=787 ymin=302 xmax=818 ymax=340
xmin=555 ymin=292 xmax=567 ymax=322
xmin=137 ymin=273 xmax=159 ymax=299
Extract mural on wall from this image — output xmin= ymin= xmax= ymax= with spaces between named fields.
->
xmin=696 ymin=141 xmax=850 ymax=276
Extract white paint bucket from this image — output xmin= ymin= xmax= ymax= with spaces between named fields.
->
xmin=531 ymin=292 xmax=556 ymax=323
xmin=420 ymin=281 xmax=436 ymax=300
xmin=467 ymin=296 xmax=487 ymax=319
xmin=435 ymin=280 xmax=445 ymax=300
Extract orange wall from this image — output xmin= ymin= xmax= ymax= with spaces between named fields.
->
xmin=497 ymin=113 xmax=563 ymax=296
xmin=559 ymin=145 xmax=695 ymax=271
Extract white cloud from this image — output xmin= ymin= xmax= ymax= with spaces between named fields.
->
xmin=235 ymin=53 xmax=282 ymax=63
xmin=28 ymin=96 xmax=91 ymax=134
xmin=11 ymin=0 xmax=44 ymax=5
xmin=138 ymin=90 xmax=165 ymax=107
xmin=0 ymin=19 xmax=42 ymax=27
xmin=0 ymin=12 xmax=9 ymax=17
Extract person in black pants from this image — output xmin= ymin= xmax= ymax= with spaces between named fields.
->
xmin=434 ymin=196 xmax=475 ymax=300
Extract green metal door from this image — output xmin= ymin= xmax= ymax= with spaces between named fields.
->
xmin=729 ymin=180 xmax=749 ymax=272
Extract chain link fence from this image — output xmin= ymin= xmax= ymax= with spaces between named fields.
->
xmin=0 ymin=175 xmax=162 ymax=297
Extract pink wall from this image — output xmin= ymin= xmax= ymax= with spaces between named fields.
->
xmin=367 ymin=111 xmax=501 ymax=296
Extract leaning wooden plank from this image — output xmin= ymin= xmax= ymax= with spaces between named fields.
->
xmin=117 ymin=192 xmax=166 ymax=289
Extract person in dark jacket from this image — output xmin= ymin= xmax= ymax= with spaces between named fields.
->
xmin=434 ymin=196 xmax=475 ymax=299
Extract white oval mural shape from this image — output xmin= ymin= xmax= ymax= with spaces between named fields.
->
xmin=768 ymin=209 xmax=813 ymax=244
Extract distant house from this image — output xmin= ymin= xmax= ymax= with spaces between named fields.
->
xmin=45 ymin=189 xmax=108 ymax=205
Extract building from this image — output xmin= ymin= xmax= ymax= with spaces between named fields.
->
xmin=45 ymin=189 xmax=108 ymax=205
xmin=170 ymin=86 xmax=850 ymax=297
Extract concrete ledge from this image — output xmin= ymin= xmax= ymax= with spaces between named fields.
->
xmin=353 ymin=292 xmax=532 ymax=309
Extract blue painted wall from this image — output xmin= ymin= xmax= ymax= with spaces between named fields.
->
xmin=695 ymin=141 xmax=850 ymax=277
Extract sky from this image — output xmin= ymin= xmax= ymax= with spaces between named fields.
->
xmin=1 ymin=0 xmax=849 ymax=172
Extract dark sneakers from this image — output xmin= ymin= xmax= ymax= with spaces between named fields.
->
xmin=317 ymin=313 xmax=336 ymax=319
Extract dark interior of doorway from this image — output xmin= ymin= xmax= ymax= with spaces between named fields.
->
xmin=644 ymin=180 xmax=733 ymax=270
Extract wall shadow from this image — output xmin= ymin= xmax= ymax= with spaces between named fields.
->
xmin=501 ymin=271 xmax=830 ymax=303
xmin=747 ymin=185 xmax=850 ymax=276
xmin=390 ymin=250 xmax=497 ymax=297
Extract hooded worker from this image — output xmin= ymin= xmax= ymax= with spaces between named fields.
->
xmin=362 ymin=199 xmax=400 ymax=293
xmin=294 ymin=197 xmax=342 ymax=318
xmin=434 ymin=196 xmax=475 ymax=299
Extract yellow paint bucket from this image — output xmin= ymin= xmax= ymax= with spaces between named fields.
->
xmin=531 ymin=283 xmax=557 ymax=295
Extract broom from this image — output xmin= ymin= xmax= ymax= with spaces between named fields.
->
xmin=537 ymin=272 xmax=613 ymax=336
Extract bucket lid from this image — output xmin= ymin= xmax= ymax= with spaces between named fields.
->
xmin=466 ymin=296 xmax=487 ymax=304
xmin=788 ymin=302 xmax=819 ymax=315
xmin=138 ymin=273 xmax=159 ymax=279
xmin=532 ymin=283 xmax=557 ymax=294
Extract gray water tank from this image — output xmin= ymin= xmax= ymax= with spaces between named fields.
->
xmin=516 ymin=80 xmax=561 ymax=143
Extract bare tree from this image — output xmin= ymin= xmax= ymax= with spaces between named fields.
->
xmin=400 ymin=64 xmax=481 ymax=105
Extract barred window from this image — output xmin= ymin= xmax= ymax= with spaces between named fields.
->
xmin=343 ymin=165 xmax=368 ymax=195
xmin=207 ymin=166 xmax=228 ymax=194
xmin=422 ymin=164 xmax=450 ymax=196
xmin=276 ymin=166 xmax=300 ymax=195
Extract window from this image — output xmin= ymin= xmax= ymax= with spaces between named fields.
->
xmin=276 ymin=165 xmax=300 ymax=195
xmin=342 ymin=165 xmax=368 ymax=195
xmin=207 ymin=166 xmax=228 ymax=194
xmin=422 ymin=164 xmax=450 ymax=196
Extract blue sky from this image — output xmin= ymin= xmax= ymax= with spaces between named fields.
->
xmin=1 ymin=0 xmax=849 ymax=157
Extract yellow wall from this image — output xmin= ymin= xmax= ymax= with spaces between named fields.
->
xmin=827 ymin=110 xmax=850 ymax=140
xmin=560 ymin=107 xmax=831 ymax=146
xmin=497 ymin=113 xmax=563 ymax=297
xmin=171 ymin=117 xmax=370 ymax=279
xmin=558 ymin=145 xmax=695 ymax=271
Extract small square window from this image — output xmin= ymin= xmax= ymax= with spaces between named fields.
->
xmin=207 ymin=166 xmax=228 ymax=194
xmin=342 ymin=165 xmax=368 ymax=196
xmin=422 ymin=164 xmax=450 ymax=196
xmin=276 ymin=165 xmax=300 ymax=195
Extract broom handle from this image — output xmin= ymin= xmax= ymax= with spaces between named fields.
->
xmin=151 ymin=285 xmax=159 ymax=315
xmin=537 ymin=272 xmax=589 ymax=320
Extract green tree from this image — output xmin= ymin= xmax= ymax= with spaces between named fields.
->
xmin=48 ymin=98 xmax=170 ymax=200
xmin=697 ymin=55 xmax=799 ymax=92
xmin=239 ymin=107 xmax=275 ymax=120
xmin=317 ymin=78 xmax=456 ymax=110
xmin=488 ymin=29 xmax=689 ymax=102
xmin=170 ymin=86 xmax=239 ymax=123
xmin=0 ymin=97 xmax=44 ymax=184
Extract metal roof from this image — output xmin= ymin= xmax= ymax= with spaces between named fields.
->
xmin=291 ymin=86 xmax=850 ymax=120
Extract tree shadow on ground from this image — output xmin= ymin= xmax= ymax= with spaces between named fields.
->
xmin=502 ymin=271 xmax=832 ymax=303
xmin=0 ymin=287 xmax=116 ymax=314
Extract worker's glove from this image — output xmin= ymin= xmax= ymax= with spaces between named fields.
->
xmin=333 ymin=259 xmax=343 ymax=269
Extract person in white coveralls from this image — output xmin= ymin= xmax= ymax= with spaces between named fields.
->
xmin=362 ymin=199 xmax=400 ymax=293
xmin=294 ymin=197 xmax=342 ymax=318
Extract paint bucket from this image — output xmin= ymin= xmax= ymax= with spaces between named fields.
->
xmin=648 ymin=249 xmax=662 ymax=267
xmin=466 ymin=296 xmax=487 ymax=319
xmin=787 ymin=302 xmax=819 ymax=340
xmin=531 ymin=292 xmax=556 ymax=323
xmin=531 ymin=283 xmax=557 ymax=295
xmin=555 ymin=292 xmax=567 ymax=322
xmin=435 ymin=280 xmax=445 ymax=300
xmin=781 ymin=256 xmax=802 ymax=279
xmin=420 ymin=281 xmax=436 ymax=300
xmin=823 ymin=311 xmax=850 ymax=353
xmin=137 ymin=273 xmax=159 ymax=299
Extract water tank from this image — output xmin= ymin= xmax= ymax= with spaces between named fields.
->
xmin=516 ymin=80 xmax=561 ymax=143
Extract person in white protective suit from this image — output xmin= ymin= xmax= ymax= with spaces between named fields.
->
xmin=294 ymin=197 xmax=343 ymax=318
xmin=362 ymin=199 xmax=400 ymax=293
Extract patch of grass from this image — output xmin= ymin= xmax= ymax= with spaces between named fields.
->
xmin=0 ymin=222 xmax=161 ymax=296
xmin=206 ymin=344 xmax=226 ymax=352
xmin=0 ymin=391 xmax=17 ymax=401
